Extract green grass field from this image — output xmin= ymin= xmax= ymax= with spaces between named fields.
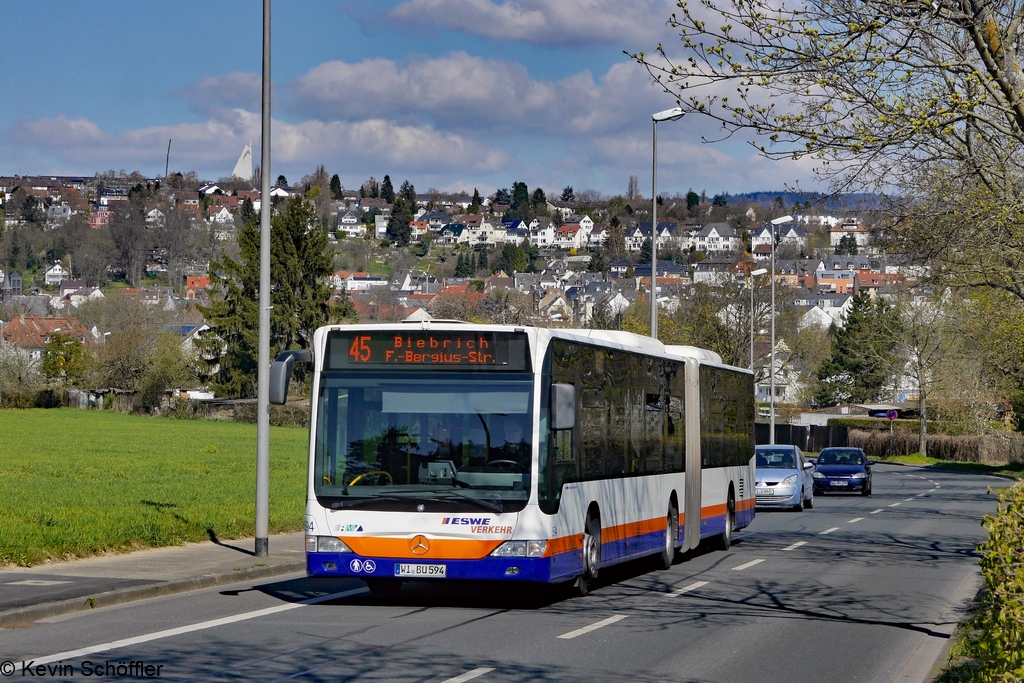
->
xmin=0 ymin=409 xmax=310 ymax=566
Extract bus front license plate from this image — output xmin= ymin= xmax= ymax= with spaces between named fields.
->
xmin=395 ymin=563 xmax=446 ymax=578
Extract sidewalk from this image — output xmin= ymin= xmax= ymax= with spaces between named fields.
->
xmin=0 ymin=532 xmax=307 ymax=628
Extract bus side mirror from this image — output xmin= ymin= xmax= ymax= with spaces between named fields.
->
xmin=269 ymin=350 xmax=312 ymax=405
xmin=551 ymin=383 xmax=575 ymax=431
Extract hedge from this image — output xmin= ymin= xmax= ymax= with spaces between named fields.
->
xmin=848 ymin=429 xmax=1024 ymax=465
xmin=970 ymin=482 xmax=1024 ymax=680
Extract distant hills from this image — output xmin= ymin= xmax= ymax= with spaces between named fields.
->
xmin=728 ymin=191 xmax=883 ymax=212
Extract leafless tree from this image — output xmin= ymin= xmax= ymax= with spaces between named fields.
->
xmin=108 ymin=203 xmax=149 ymax=286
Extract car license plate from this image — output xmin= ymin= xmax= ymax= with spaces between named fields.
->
xmin=831 ymin=480 xmax=848 ymax=486
xmin=755 ymin=487 xmax=774 ymax=496
xmin=395 ymin=563 xmax=446 ymax=578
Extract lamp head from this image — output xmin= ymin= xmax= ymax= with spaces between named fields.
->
xmin=770 ymin=215 xmax=794 ymax=225
xmin=750 ymin=268 xmax=768 ymax=276
xmin=653 ymin=107 xmax=685 ymax=122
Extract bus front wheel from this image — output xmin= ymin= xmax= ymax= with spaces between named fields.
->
xmin=576 ymin=511 xmax=601 ymax=596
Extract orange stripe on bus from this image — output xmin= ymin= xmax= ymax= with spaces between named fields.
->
xmin=340 ymin=536 xmax=504 ymax=560
xmin=736 ymin=497 xmax=756 ymax=512
xmin=544 ymin=514 xmax=674 ymax=557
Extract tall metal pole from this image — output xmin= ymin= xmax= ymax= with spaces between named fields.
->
xmin=255 ymin=0 xmax=272 ymax=557
xmin=650 ymin=120 xmax=658 ymax=340
xmin=750 ymin=278 xmax=754 ymax=372
xmin=769 ymin=228 xmax=776 ymax=445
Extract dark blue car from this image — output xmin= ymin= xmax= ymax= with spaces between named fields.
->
xmin=812 ymin=447 xmax=874 ymax=495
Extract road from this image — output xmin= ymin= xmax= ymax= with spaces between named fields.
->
xmin=1 ymin=465 xmax=1003 ymax=683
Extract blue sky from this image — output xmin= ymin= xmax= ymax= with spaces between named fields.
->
xmin=0 ymin=1 xmax=820 ymax=197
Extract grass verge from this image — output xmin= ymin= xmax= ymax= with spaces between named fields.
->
xmin=872 ymin=453 xmax=1024 ymax=479
xmin=0 ymin=409 xmax=308 ymax=567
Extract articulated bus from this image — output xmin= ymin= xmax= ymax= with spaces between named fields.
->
xmin=270 ymin=323 xmax=755 ymax=595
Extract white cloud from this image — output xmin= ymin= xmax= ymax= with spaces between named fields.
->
xmin=287 ymin=52 xmax=664 ymax=136
xmin=386 ymin=0 xmax=673 ymax=47
xmin=4 ymin=110 xmax=508 ymax=179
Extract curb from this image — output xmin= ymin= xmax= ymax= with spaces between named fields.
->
xmin=0 ymin=560 xmax=306 ymax=629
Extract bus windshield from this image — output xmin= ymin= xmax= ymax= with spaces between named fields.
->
xmin=314 ymin=372 xmax=533 ymax=512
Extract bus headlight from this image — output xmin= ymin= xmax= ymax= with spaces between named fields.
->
xmin=316 ymin=536 xmax=353 ymax=553
xmin=491 ymin=541 xmax=547 ymax=558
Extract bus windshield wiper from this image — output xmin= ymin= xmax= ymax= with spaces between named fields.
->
xmin=331 ymin=490 xmax=503 ymax=513
xmin=431 ymin=490 xmax=504 ymax=513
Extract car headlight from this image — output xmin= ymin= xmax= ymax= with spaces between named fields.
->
xmin=781 ymin=475 xmax=799 ymax=485
xmin=850 ymin=472 xmax=867 ymax=479
xmin=812 ymin=472 xmax=825 ymax=479
xmin=316 ymin=536 xmax=353 ymax=553
xmin=491 ymin=541 xmax=547 ymax=558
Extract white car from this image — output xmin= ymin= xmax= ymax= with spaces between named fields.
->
xmin=755 ymin=445 xmax=814 ymax=511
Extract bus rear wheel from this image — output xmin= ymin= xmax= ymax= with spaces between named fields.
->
xmin=718 ymin=495 xmax=734 ymax=551
xmin=659 ymin=502 xmax=678 ymax=570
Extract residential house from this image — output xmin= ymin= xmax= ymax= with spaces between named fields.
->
xmin=209 ymin=206 xmax=234 ymax=224
xmin=693 ymin=223 xmax=742 ymax=253
xmin=336 ymin=210 xmax=364 ymax=237
xmin=88 ymin=206 xmax=112 ymax=230
xmin=44 ymin=263 xmax=67 ymax=286
xmin=692 ymin=255 xmax=740 ymax=285
xmin=829 ymin=221 xmax=872 ymax=249
xmin=528 ymin=217 xmax=555 ymax=247
xmin=0 ymin=315 xmax=91 ymax=361
xmin=436 ymin=224 xmax=469 ymax=245
xmin=815 ymin=269 xmax=856 ymax=294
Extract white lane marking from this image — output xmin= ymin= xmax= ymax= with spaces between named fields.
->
xmin=917 ymin=493 xmax=926 ymax=497
xmin=731 ymin=559 xmax=765 ymax=571
xmin=557 ymin=614 xmax=628 ymax=639
xmin=889 ymin=503 xmax=902 ymax=507
xmin=870 ymin=509 xmax=884 ymax=514
xmin=819 ymin=527 xmax=840 ymax=535
xmin=847 ymin=517 xmax=864 ymax=524
xmin=27 ymin=587 xmax=369 ymax=666
xmin=442 ymin=668 xmax=495 ymax=683
xmin=665 ymin=580 xmax=709 ymax=598
xmin=783 ymin=541 xmax=807 ymax=551
xmin=6 ymin=579 xmax=72 ymax=586
xmin=905 ymin=497 xmax=914 ymax=501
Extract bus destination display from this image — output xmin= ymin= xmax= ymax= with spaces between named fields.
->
xmin=327 ymin=331 xmax=529 ymax=371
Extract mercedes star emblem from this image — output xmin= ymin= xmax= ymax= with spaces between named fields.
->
xmin=410 ymin=535 xmax=430 ymax=555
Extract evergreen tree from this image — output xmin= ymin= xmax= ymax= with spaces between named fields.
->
xmin=399 ymin=180 xmax=416 ymax=206
xmin=380 ymin=175 xmax=396 ymax=203
xmin=388 ymin=196 xmax=414 ymax=247
xmin=561 ymin=186 xmax=575 ymax=202
xmin=471 ymin=188 xmax=481 ymax=210
xmin=814 ymin=292 xmax=900 ymax=406
xmin=496 ymin=242 xmax=528 ymax=274
xmin=197 ymin=199 xmax=337 ymax=397
xmin=494 ymin=188 xmax=512 ymax=205
xmin=455 ymin=253 xmax=467 ymax=277
xmin=588 ymin=249 xmax=607 ymax=273
xmin=512 ymin=182 xmax=529 ymax=209
xmin=686 ymin=190 xmax=700 ymax=211
xmin=276 ymin=175 xmax=288 ymax=188
xmin=530 ymin=187 xmax=547 ymax=210
xmin=329 ymin=174 xmax=343 ymax=199
xmin=640 ymin=237 xmax=653 ymax=263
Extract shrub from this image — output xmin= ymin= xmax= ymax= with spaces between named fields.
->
xmin=971 ymin=482 xmax=1024 ymax=680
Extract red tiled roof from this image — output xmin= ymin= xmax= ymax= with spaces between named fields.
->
xmin=0 ymin=316 xmax=90 ymax=349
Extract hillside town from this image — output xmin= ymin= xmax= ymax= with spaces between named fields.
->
xmin=0 ymin=168 xmax=996 ymax=434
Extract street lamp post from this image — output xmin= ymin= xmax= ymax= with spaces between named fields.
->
xmin=768 ymin=215 xmax=793 ymax=445
xmin=255 ymin=0 xmax=272 ymax=557
xmin=748 ymin=267 xmax=767 ymax=371
xmin=650 ymin=107 xmax=684 ymax=340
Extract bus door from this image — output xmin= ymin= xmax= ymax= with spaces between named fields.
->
xmin=682 ymin=357 xmax=703 ymax=552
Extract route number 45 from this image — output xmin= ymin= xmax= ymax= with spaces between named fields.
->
xmin=349 ymin=336 xmax=371 ymax=362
